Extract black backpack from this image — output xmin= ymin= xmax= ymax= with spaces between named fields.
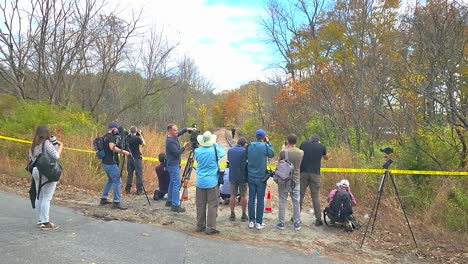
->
xmin=326 ymin=189 xmax=353 ymax=222
xmin=93 ymin=135 xmax=106 ymax=159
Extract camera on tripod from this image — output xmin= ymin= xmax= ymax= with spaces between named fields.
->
xmin=380 ymin=146 xmax=394 ymax=169
xmin=188 ymin=123 xmax=200 ymax=149
xmin=379 ymin=147 xmax=393 ymax=155
xmin=115 ymin=126 xmax=131 ymax=150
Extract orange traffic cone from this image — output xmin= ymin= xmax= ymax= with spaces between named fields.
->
xmin=264 ymin=190 xmax=272 ymax=213
xmin=182 ymin=183 xmax=189 ymax=201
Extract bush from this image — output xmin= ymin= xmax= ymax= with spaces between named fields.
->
xmin=447 ymin=185 xmax=468 ymax=232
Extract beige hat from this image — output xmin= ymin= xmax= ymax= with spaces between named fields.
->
xmin=197 ymin=131 xmax=217 ymax=147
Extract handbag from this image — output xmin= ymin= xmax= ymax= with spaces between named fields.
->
xmin=213 ymin=144 xmax=224 ymax=185
xmin=35 ymin=142 xmax=62 ymax=182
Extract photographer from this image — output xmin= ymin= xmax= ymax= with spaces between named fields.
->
xmin=100 ymin=122 xmax=130 ymax=210
xmin=165 ymin=123 xmax=196 ymax=212
xmin=125 ymin=126 xmax=146 ymax=195
xmin=246 ymin=129 xmax=274 ymax=230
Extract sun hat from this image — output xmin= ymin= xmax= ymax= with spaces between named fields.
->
xmin=197 ymin=131 xmax=217 ymax=147
xmin=339 ymin=179 xmax=350 ymax=188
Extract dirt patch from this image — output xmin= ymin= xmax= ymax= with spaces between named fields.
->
xmin=1 ymin=128 xmax=466 ymax=264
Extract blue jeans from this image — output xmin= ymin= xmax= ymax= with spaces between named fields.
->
xmin=248 ymin=177 xmax=266 ymax=224
xmin=167 ymin=165 xmax=181 ymax=206
xmin=101 ymin=164 xmax=121 ymax=203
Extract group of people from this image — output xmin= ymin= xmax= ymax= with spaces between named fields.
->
xmin=27 ymin=122 xmax=357 ymax=234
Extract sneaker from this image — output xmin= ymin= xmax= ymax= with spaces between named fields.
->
xmin=241 ymin=214 xmax=248 ymax=222
xmin=40 ymin=222 xmax=59 ymax=230
xmin=276 ymin=222 xmax=285 ymax=230
xmin=171 ymin=206 xmax=186 ymax=212
xmin=315 ymin=219 xmax=323 ymax=226
xmin=165 ymin=201 xmax=172 ymax=207
xmin=153 ymin=190 xmax=160 ymax=201
xmin=249 ymin=221 xmax=255 ymax=228
xmin=294 ymin=222 xmax=302 ymax=230
xmin=229 ymin=212 xmax=236 ymax=221
xmin=99 ymin=198 xmax=112 ymax=205
xmin=112 ymin=202 xmax=128 ymax=210
xmin=255 ymin=223 xmax=266 ymax=230
xmin=195 ymin=226 xmax=205 ymax=232
xmin=205 ymin=229 xmax=220 ymax=235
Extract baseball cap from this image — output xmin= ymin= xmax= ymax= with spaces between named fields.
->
xmin=256 ymin=129 xmax=266 ymax=138
xmin=108 ymin=122 xmax=119 ymax=129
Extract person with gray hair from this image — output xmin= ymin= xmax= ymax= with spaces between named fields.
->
xmin=125 ymin=126 xmax=146 ymax=195
xmin=299 ymin=133 xmax=330 ymax=226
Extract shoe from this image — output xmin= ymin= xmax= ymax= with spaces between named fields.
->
xmin=315 ymin=219 xmax=323 ymax=226
xmin=241 ymin=214 xmax=248 ymax=222
xmin=112 ymin=202 xmax=128 ymax=210
xmin=255 ymin=223 xmax=266 ymax=230
xmin=294 ymin=222 xmax=302 ymax=230
xmin=196 ymin=227 xmax=205 ymax=232
xmin=171 ymin=206 xmax=186 ymax=212
xmin=40 ymin=222 xmax=59 ymax=230
xmin=153 ymin=190 xmax=160 ymax=201
xmin=276 ymin=222 xmax=285 ymax=230
xmin=205 ymin=229 xmax=220 ymax=235
xmin=136 ymin=191 xmax=142 ymax=196
xmin=125 ymin=184 xmax=131 ymax=194
xmin=99 ymin=198 xmax=112 ymax=205
xmin=165 ymin=201 xmax=172 ymax=207
xmin=229 ymin=212 xmax=236 ymax=221
xmin=249 ymin=221 xmax=255 ymax=228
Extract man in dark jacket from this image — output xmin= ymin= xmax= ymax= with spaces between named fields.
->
xmin=227 ymin=137 xmax=248 ymax=222
xmin=165 ymin=123 xmax=195 ymax=212
xmin=299 ymin=134 xmax=330 ymax=226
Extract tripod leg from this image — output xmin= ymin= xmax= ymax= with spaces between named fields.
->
xmin=142 ymin=183 xmax=151 ymax=206
xmin=371 ymin=172 xmax=387 ymax=233
xmin=389 ymin=172 xmax=418 ymax=248
xmin=360 ymin=172 xmax=386 ymax=248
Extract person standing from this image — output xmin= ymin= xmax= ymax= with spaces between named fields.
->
xmin=247 ymin=129 xmax=274 ymax=230
xmin=275 ymin=134 xmax=304 ymax=230
xmin=165 ymin=123 xmax=195 ymax=212
xmin=100 ymin=122 xmax=130 ymax=210
xmin=231 ymin=128 xmax=236 ymax=139
xmin=194 ymin=131 xmax=226 ymax=234
xmin=299 ymin=134 xmax=330 ymax=226
xmin=125 ymin=126 xmax=146 ymax=195
xmin=227 ymin=137 xmax=249 ymax=222
xmin=153 ymin=153 xmax=169 ymax=200
xmin=29 ymin=125 xmax=63 ymax=229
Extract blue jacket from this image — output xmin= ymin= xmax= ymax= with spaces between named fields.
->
xmin=247 ymin=141 xmax=274 ymax=179
xmin=227 ymin=144 xmax=247 ymax=184
xmin=194 ymin=143 xmax=226 ymax=188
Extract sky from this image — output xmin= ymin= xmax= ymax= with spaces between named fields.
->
xmin=117 ymin=0 xmax=276 ymax=93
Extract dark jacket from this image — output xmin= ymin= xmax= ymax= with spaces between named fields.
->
xmin=227 ymin=144 xmax=247 ymax=184
xmin=165 ymin=128 xmax=188 ymax=166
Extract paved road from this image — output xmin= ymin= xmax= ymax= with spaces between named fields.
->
xmin=0 ymin=191 xmax=342 ymax=264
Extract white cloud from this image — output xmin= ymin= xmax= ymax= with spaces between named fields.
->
xmin=115 ymin=0 xmax=272 ymax=92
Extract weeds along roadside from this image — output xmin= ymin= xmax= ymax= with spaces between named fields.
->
xmin=0 ymin=129 xmax=466 ymax=236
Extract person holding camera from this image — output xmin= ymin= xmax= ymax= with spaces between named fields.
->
xmin=299 ymin=133 xmax=330 ymax=226
xmin=246 ymin=129 xmax=274 ymax=230
xmin=194 ymin=131 xmax=226 ymax=234
xmin=125 ymin=126 xmax=146 ymax=195
xmin=100 ymin=122 xmax=130 ymax=210
xmin=165 ymin=123 xmax=196 ymax=212
xmin=275 ymin=134 xmax=304 ymax=230
xmin=29 ymin=125 xmax=63 ymax=230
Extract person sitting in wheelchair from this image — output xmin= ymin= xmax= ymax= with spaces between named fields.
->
xmin=323 ymin=179 xmax=358 ymax=231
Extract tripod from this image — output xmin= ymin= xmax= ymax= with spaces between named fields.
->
xmin=120 ymin=149 xmax=151 ymax=206
xmin=360 ymin=155 xmax=417 ymax=248
xmin=178 ymin=148 xmax=195 ymax=212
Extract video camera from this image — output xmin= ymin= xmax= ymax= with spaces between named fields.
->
xmin=115 ymin=126 xmax=131 ymax=150
xmin=188 ymin=123 xmax=200 ymax=149
xmin=380 ymin=146 xmax=394 ymax=169
xmin=380 ymin=147 xmax=394 ymax=155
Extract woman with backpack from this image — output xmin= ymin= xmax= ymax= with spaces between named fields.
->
xmin=28 ymin=125 xmax=63 ymax=230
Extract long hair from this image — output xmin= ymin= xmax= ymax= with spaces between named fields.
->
xmin=31 ymin=125 xmax=50 ymax=153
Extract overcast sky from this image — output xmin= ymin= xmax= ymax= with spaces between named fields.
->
xmin=117 ymin=0 xmax=276 ymax=93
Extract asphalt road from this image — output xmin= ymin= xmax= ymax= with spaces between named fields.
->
xmin=0 ymin=191 xmax=343 ymax=264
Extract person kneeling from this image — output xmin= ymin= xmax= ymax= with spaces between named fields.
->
xmin=323 ymin=179 xmax=359 ymax=231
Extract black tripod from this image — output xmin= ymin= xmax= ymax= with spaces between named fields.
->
xmin=120 ymin=149 xmax=151 ymax=206
xmin=360 ymin=155 xmax=417 ymax=248
xmin=178 ymin=148 xmax=195 ymax=212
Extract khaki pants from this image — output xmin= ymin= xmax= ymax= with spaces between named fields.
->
xmin=300 ymin=172 xmax=321 ymax=220
xmin=196 ymin=185 xmax=219 ymax=232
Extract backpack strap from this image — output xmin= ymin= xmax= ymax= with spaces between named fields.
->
xmin=213 ymin=144 xmax=220 ymax=171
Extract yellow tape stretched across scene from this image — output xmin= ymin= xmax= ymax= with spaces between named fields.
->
xmin=1 ymin=135 xmax=467 ymax=176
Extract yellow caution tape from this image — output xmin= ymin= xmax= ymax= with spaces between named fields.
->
xmin=1 ymin=135 xmax=466 ymax=176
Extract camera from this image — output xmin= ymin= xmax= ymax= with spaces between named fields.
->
xmin=188 ymin=123 xmax=200 ymax=149
xmin=262 ymin=169 xmax=275 ymax=183
xmin=50 ymin=135 xmax=58 ymax=146
xmin=380 ymin=147 xmax=393 ymax=155
xmin=115 ymin=126 xmax=130 ymax=150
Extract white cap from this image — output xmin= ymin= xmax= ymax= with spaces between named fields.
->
xmin=339 ymin=179 xmax=350 ymax=188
